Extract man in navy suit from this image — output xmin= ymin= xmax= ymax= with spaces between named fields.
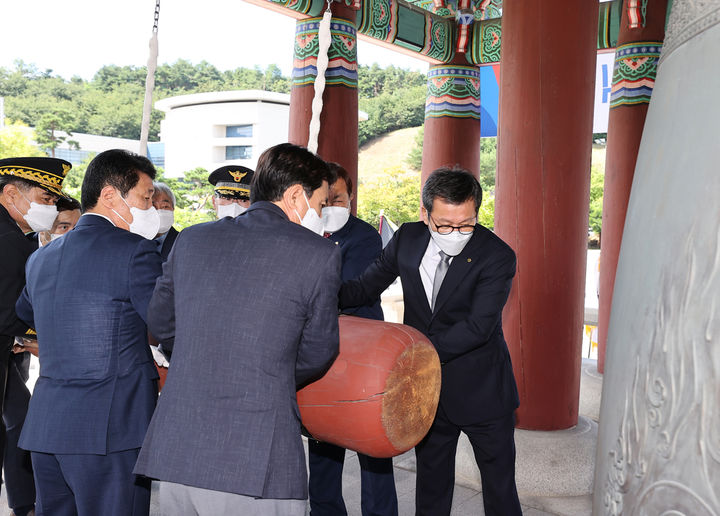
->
xmin=134 ymin=143 xmax=341 ymax=515
xmin=309 ymin=163 xmax=398 ymax=516
xmin=15 ymin=149 xmax=163 ymax=516
xmin=340 ymin=168 xmax=521 ymax=516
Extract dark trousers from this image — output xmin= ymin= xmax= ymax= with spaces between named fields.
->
xmin=415 ymin=407 xmax=521 ymax=516
xmin=3 ymin=352 xmax=35 ymax=510
xmin=309 ymin=440 xmax=398 ymax=516
xmin=31 ymin=448 xmax=150 ymax=516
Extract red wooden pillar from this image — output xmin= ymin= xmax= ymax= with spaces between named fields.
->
xmin=288 ymin=3 xmax=359 ymax=212
xmin=421 ymin=55 xmax=482 ymax=184
xmin=597 ymin=2 xmax=667 ymax=374
xmin=495 ymin=0 xmax=598 ymax=430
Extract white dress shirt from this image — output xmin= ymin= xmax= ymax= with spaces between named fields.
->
xmin=83 ymin=212 xmax=116 ymax=225
xmin=419 ymin=234 xmax=454 ymax=307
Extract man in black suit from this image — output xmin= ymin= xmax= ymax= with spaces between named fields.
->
xmin=0 ymin=157 xmax=70 ymax=516
xmin=135 ymin=143 xmax=341 ymax=515
xmin=152 ymin=181 xmax=179 ymax=261
xmin=340 ymin=168 xmax=521 ymax=516
xmin=309 ymin=163 xmax=398 ymax=516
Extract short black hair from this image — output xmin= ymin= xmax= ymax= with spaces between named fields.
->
xmin=0 ymin=176 xmax=34 ymax=194
xmin=251 ymin=143 xmax=335 ymax=203
xmin=422 ymin=167 xmax=482 ymax=213
xmin=81 ymin=149 xmax=156 ymax=211
xmin=57 ymin=196 xmax=81 ymax=212
xmin=327 ymin=162 xmax=353 ymax=198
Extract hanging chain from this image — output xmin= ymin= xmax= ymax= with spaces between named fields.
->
xmin=641 ymin=0 xmax=648 ymax=27
xmin=152 ymin=0 xmax=161 ymax=33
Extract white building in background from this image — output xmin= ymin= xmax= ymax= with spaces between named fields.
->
xmin=155 ymin=90 xmax=290 ymax=177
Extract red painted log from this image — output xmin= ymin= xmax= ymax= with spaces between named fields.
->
xmin=298 ymin=316 xmax=441 ymax=458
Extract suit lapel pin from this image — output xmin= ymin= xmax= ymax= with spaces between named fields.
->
xmin=467 ymin=258 xmax=472 ymax=263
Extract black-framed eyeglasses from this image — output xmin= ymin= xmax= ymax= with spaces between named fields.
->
xmin=430 ymin=215 xmax=476 ymax=235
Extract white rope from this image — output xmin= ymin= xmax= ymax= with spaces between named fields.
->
xmin=140 ymin=2 xmax=160 ymax=157
xmin=307 ymin=7 xmax=333 ymax=154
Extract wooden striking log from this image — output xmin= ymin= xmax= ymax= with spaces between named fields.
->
xmin=298 ymin=315 xmax=441 ymax=458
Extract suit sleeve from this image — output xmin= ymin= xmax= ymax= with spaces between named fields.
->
xmin=340 ymin=228 xmax=382 ymax=282
xmin=429 ymin=249 xmax=516 ymax=363
xmin=129 ymin=239 xmax=164 ymax=324
xmin=1 ymin=236 xmax=33 ymax=337
xmin=147 ymin=240 xmax=177 ymax=356
xmin=14 ymin=286 xmax=33 ymax=332
xmin=338 ymin=226 xmax=401 ymax=310
xmin=296 ymin=246 xmax=342 ymax=386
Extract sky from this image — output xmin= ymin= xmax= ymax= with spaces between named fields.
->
xmin=0 ymin=0 xmax=429 ymax=80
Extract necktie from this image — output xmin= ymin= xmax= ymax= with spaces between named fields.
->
xmin=431 ymin=250 xmax=451 ymax=311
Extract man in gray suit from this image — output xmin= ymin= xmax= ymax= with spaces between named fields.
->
xmin=134 ymin=143 xmax=341 ymax=515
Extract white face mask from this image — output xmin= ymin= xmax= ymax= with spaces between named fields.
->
xmin=113 ymin=193 xmax=161 ymax=240
xmin=157 ymin=209 xmax=175 ymax=234
xmin=216 ymin=203 xmax=247 ymax=219
xmin=429 ymin=228 xmax=473 ymax=256
xmin=295 ymin=192 xmax=324 ymax=236
xmin=15 ymin=192 xmax=58 ymax=232
xmin=322 ymin=206 xmax=350 ymax=233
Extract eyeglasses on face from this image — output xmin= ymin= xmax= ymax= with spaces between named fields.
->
xmin=430 ymin=215 xmax=476 ymax=235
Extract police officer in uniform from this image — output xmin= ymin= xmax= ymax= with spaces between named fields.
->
xmin=0 ymin=157 xmax=70 ymax=516
xmin=208 ymin=165 xmax=254 ymax=218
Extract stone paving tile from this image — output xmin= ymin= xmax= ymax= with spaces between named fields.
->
xmin=451 ymin=490 xmax=485 ymax=515
xmin=0 ymin=442 xmax=557 ymax=516
xmin=523 ymin=507 xmax=556 ymax=516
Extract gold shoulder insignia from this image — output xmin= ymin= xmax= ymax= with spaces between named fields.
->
xmin=229 ymin=170 xmax=248 ymax=183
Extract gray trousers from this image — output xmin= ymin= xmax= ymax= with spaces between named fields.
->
xmin=153 ymin=481 xmax=306 ymax=516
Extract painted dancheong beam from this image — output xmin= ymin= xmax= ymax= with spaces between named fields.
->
xmin=245 ymin=0 xmax=622 ymax=66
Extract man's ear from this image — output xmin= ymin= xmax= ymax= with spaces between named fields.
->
xmin=283 ymin=183 xmax=304 ymax=208
xmin=99 ymin=185 xmax=118 ymax=210
xmin=3 ymin=183 xmax=19 ymax=201
xmin=421 ymin=206 xmax=429 ymax=226
xmin=280 ymin=184 xmax=305 ymax=223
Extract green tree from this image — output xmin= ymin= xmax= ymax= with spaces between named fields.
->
xmin=588 ymin=163 xmax=604 ymax=236
xmin=35 ymin=108 xmax=79 ymax=157
xmin=93 ymin=65 xmax=146 ymax=92
xmin=478 ymin=194 xmax=495 ymax=230
xmin=405 ymin=126 xmax=424 ymax=171
xmin=262 ymin=64 xmax=290 ymax=93
xmin=0 ymin=121 xmax=44 ymax=158
xmin=155 ymin=167 xmax=216 ymax=229
xmin=358 ymin=64 xmax=426 ymax=98
xmin=358 ymin=85 xmax=425 ymax=146
xmin=158 ymin=168 xmax=213 ymax=210
xmin=60 ymin=154 xmax=95 ymax=200
xmin=357 ymin=166 xmax=421 ymax=228
xmin=478 ymin=137 xmax=497 ymax=193
xmin=406 ymin=131 xmax=497 ymax=194
xmin=0 ymin=60 xmax=38 ymax=97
